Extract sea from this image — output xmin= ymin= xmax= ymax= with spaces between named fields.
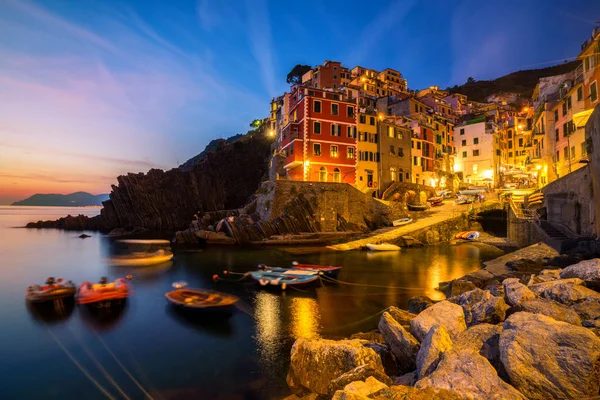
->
xmin=0 ymin=206 xmax=499 ymax=399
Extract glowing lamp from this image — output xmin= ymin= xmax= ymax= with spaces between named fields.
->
xmin=482 ymin=169 xmax=494 ymax=179
xmin=535 ymin=165 xmax=542 ymax=170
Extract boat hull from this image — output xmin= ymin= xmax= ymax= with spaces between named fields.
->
xmin=407 ymin=204 xmax=428 ymax=211
xmin=392 ymin=218 xmax=413 ymax=227
xmin=250 ymin=270 xmax=320 ymax=290
xmin=26 ymin=282 xmax=76 ymax=304
xmin=77 ymin=278 xmax=130 ymax=307
xmin=165 ymin=289 xmax=239 ymax=315
xmin=109 ymin=251 xmax=173 ymax=267
xmin=366 ymin=243 xmax=401 ymax=251
xmin=291 ymin=264 xmax=341 ymax=278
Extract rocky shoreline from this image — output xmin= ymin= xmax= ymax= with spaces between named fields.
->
xmin=284 ymin=243 xmax=600 ymax=399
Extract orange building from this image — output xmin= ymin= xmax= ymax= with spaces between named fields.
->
xmin=279 ymin=86 xmax=358 ymax=184
xmin=301 ymin=61 xmax=351 ymax=90
xmin=578 ymin=27 xmax=600 ymax=110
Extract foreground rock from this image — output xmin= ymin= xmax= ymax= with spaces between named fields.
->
xmin=414 ymin=348 xmax=525 ymax=399
xmin=370 ymin=385 xmax=463 ymax=399
xmin=287 ymin=338 xmax=385 ymax=395
xmin=410 ymin=301 xmax=466 ymax=341
xmin=415 ymin=325 xmax=452 ymax=379
xmin=500 ymin=312 xmax=600 ymax=399
xmin=528 ymin=278 xmax=584 ymax=295
xmin=514 ymin=298 xmax=582 ymax=325
xmin=454 ymin=324 xmax=503 ymax=372
xmin=571 ymin=297 xmax=600 ymax=320
xmin=407 ymin=296 xmax=434 ymax=314
xmin=378 ymin=312 xmax=419 ymax=374
xmin=385 ymin=307 xmax=417 ymax=328
xmin=539 ymin=282 xmax=600 ymax=305
xmin=328 ymin=365 xmax=392 ymax=398
xmin=503 ymin=278 xmax=536 ymax=306
xmin=331 ymin=376 xmax=388 ymax=400
xmin=443 ymin=279 xmax=477 ymax=298
xmin=560 ymin=258 xmax=600 ymax=281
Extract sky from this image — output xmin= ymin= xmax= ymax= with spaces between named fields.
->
xmin=0 ymin=0 xmax=599 ymax=204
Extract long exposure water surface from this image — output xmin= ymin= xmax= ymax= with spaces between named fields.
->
xmin=0 ymin=206 xmax=499 ymax=399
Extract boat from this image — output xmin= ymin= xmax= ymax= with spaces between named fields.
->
xmin=289 ymin=262 xmax=342 ymax=278
xmin=427 ymin=196 xmax=444 ymax=203
xmin=77 ymin=277 xmax=130 ymax=307
xmin=455 ymin=231 xmax=480 ymax=240
xmin=456 ymin=197 xmax=473 ymax=205
xmin=165 ymin=287 xmax=239 ymax=314
xmin=458 ymin=189 xmax=485 ymax=195
xmin=429 ymin=199 xmax=444 ymax=207
xmin=366 ymin=243 xmax=401 ymax=251
xmin=108 ymin=239 xmax=173 ymax=267
xmin=407 ymin=204 xmax=429 ymax=211
xmin=26 ymin=277 xmax=76 ymax=303
xmin=392 ymin=217 xmax=413 ymax=227
xmin=250 ymin=268 xmax=320 ymax=290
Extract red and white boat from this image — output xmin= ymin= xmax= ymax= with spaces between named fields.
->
xmin=77 ymin=277 xmax=130 ymax=306
xmin=258 ymin=262 xmax=342 ymax=278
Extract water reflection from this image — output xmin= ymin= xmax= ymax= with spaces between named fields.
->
xmin=79 ymin=302 xmax=128 ymax=332
xmin=26 ymin=299 xmax=75 ymax=325
xmin=111 ymin=261 xmax=173 ymax=282
xmin=254 ymin=292 xmax=282 ymax=361
xmin=289 ymin=297 xmax=321 ymax=340
xmin=166 ymin=305 xmax=234 ymax=337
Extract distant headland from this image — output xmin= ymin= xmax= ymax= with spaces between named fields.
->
xmin=12 ymin=192 xmax=109 ymax=207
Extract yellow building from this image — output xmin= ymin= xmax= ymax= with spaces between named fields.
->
xmin=356 ymin=111 xmax=380 ymax=191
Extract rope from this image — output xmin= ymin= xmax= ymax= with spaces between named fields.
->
xmin=319 ymin=275 xmax=426 ymax=291
xmin=46 ymin=329 xmax=117 ymax=400
xmin=69 ymin=328 xmax=131 ymax=400
xmin=93 ymin=332 xmax=156 ymax=400
xmin=321 ymin=309 xmax=387 ymax=334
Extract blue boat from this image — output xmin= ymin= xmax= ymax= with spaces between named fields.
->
xmin=250 ymin=268 xmax=320 ymax=290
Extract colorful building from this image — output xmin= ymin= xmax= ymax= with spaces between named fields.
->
xmin=301 ymin=61 xmax=351 ymax=90
xmin=378 ymin=119 xmax=412 ymax=190
xmin=279 ymin=86 xmax=357 ymax=184
xmin=356 ymin=110 xmax=380 ymax=191
xmin=578 ymin=27 xmax=600 ymax=110
xmin=454 ymin=118 xmax=501 ymax=188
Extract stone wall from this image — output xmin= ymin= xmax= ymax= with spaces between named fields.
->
xmin=542 ymin=165 xmax=595 ymax=236
xmin=507 ymin=206 xmax=549 ymax=249
xmin=587 ymin=105 xmax=600 ymax=236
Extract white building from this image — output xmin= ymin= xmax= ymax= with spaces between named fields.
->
xmin=454 ymin=120 xmax=500 ymax=187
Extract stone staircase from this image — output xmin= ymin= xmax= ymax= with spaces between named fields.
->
xmin=538 ymin=220 xmax=569 ymax=241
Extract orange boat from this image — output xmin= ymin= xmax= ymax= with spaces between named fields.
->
xmin=77 ymin=277 xmax=130 ymax=306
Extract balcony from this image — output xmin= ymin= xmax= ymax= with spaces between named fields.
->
xmin=533 ymin=127 xmax=545 ymax=136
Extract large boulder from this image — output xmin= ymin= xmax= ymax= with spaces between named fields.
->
xmin=386 ymin=306 xmax=417 ymax=328
xmin=415 ymin=325 xmax=452 ymax=379
xmin=503 ymin=278 xmax=536 ymax=306
xmin=447 ymin=288 xmax=507 ymax=326
xmin=570 ymin=297 xmax=600 ymax=320
xmin=378 ymin=312 xmax=419 ymax=374
xmin=287 ymin=338 xmax=385 ymax=395
xmin=528 ymin=278 xmax=584 ymax=295
xmin=560 ymin=258 xmax=600 ymax=281
xmin=500 ymin=312 xmax=600 ymax=399
xmin=443 ymin=279 xmax=478 ymax=298
xmin=350 ymin=331 xmax=385 ymax=344
xmin=407 ymin=296 xmax=434 ymax=314
xmin=515 ymin=298 xmax=582 ymax=325
xmin=410 ymin=301 xmax=466 ymax=342
xmin=539 ymin=282 xmax=600 ymax=305
xmin=328 ymin=365 xmax=392 ymax=398
xmin=540 ymin=268 xmax=562 ymax=277
xmin=454 ymin=324 xmax=503 ymax=372
xmin=415 ymin=348 xmax=525 ymax=399
xmin=331 ymin=377 xmax=389 ymax=400
xmin=362 ymin=343 xmax=398 ymax=376
xmin=369 ymin=385 xmax=463 ymax=399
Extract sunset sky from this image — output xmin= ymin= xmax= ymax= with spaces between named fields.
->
xmin=1 ymin=0 xmax=598 ymax=204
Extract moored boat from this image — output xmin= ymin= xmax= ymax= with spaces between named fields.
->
xmin=77 ymin=277 xmax=130 ymax=307
xmin=366 ymin=243 xmax=401 ymax=251
xmin=392 ymin=217 xmax=413 ymax=227
xmin=26 ymin=277 xmax=76 ymax=303
xmin=165 ymin=288 xmax=239 ymax=314
xmin=455 ymin=231 xmax=480 ymax=240
xmin=108 ymin=240 xmax=173 ymax=267
xmin=456 ymin=197 xmax=473 ymax=205
xmin=407 ymin=204 xmax=429 ymax=211
xmin=250 ymin=268 xmax=320 ymax=290
xmin=289 ymin=262 xmax=341 ymax=278
xmin=427 ymin=196 xmax=444 ymax=203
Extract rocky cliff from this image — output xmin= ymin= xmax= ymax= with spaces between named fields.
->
xmin=27 ymin=134 xmax=272 ymax=232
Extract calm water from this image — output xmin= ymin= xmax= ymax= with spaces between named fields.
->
xmin=0 ymin=206 xmax=498 ymax=399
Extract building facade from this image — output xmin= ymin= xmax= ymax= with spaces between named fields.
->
xmin=378 ymin=120 xmax=412 ymax=191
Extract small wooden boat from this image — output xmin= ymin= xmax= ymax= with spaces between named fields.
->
xmin=165 ymin=288 xmax=239 ymax=314
xmin=109 ymin=240 xmax=173 ymax=267
xmin=289 ymin=262 xmax=341 ymax=278
xmin=366 ymin=243 xmax=401 ymax=251
xmin=430 ymin=200 xmax=444 ymax=207
xmin=392 ymin=218 xmax=413 ymax=227
xmin=455 ymin=231 xmax=480 ymax=240
xmin=26 ymin=277 xmax=76 ymax=303
xmin=77 ymin=277 xmax=130 ymax=306
xmin=427 ymin=196 xmax=444 ymax=203
xmin=250 ymin=269 xmax=320 ymax=290
xmin=407 ymin=204 xmax=429 ymax=212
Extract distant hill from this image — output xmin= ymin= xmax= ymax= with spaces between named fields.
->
xmin=12 ymin=192 xmax=109 ymax=206
xmin=448 ymin=61 xmax=582 ymax=102
xmin=179 ymin=133 xmax=248 ymax=171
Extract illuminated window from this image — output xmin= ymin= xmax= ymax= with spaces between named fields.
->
xmin=390 ymin=167 xmax=397 ymax=182
xmin=333 ymin=168 xmax=341 ymax=182
xmin=388 ymin=126 xmax=394 ymax=137
xmin=313 ymin=143 xmax=321 ymax=156
xmin=319 ymin=167 xmax=327 ymax=182
xmin=347 ymin=147 xmax=355 ymax=159
xmin=330 ymin=145 xmax=339 ymax=158
xmin=473 ymin=164 xmax=478 ymax=174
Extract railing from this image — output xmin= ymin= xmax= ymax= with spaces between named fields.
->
xmin=509 ymin=198 xmax=539 ymax=221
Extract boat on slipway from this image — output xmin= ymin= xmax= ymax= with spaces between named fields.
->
xmin=455 ymin=231 xmax=480 ymax=240
xmin=109 ymin=239 xmax=173 ymax=267
xmin=392 ymin=217 xmax=413 ymax=227
xmin=250 ymin=268 xmax=320 ymax=290
xmin=407 ymin=204 xmax=429 ymax=212
xmin=366 ymin=243 xmax=401 ymax=251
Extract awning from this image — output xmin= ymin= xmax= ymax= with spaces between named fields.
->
xmin=573 ymin=109 xmax=594 ymax=129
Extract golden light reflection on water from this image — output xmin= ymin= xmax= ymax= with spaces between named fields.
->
xmin=425 ymin=258 xmax=444 ymax=301
xmin=254 ymin=292 xmax=282 ymax=361
xmin=289 ymin=297 xmax=321 ymax=340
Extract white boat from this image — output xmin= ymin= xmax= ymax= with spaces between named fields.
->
xmin=366 ymin=243 xmax=401 ymax=251
xmin=392 ymin=218 xmax=413 ymax=227
xmin=108 ymin=239 xmax=174 ymax=267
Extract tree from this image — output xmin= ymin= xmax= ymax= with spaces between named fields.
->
xmin=286 ymin=64 xmax=312 ymax=84
xmin=250 ymin=119 xmax=262 ymax=129
xmin=466 ymin=77 xmax=476 ymax=84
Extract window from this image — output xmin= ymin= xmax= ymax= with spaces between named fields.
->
xmin=332 ymin=103 xmax=339 ymax=115
xmin=460 ymin=128 xmax=465 ymax=135
xmin=473 ymin=150 xmax=480 ymax=156
xmin=563 ymin=146 xmax=569 ymax=160
xmin=571 ymin=146 xmax=576 ymax=159
xmin=508 ymin=141 xmax=513 ymax=149
xmin=567 ymin=96 xmax=572 ymax=109
xmin=313 ymin=143 xmax=321 ymax=156
xmin=562 ymin=102 xmax=567 ymax=116
xmin=519 ymin=138 xmax=523 ymax=147
xmin=555 ymin=129 xmax=559 ymax=141
xmin=347 ymin=147 xmax=355 ymax=159
xmin=556 ymin=151 xmax=560 ymax=161
xmin=314 ymin=101 xmax=321 ymax=113
xmin=414 ymin=104 xmax=418 ymax=113
xmin=473 ymin=164 xmax=478 ymax=174
xmin=474 ymin=138 xmax=479 ymax=145
xmin=347 ymin=126 xmax=353 ymax=138
xmin=347 ymin=106 xmax=354 ymax=118
xmin=370 ymin=133 xmax=378 ymax=143
xmin=582 ymin=142 xmax=588 ymax=157
xmin=397 ymin=130 xmax=403 ymax=139
xmin=555 ymin=109 xmax=559 ymax=122
xmin=359 ymin=115 xmax=366 ymax=124
xmin=319 ymin=167 xmax=327 ymax=182
xmin=389 ymin=145 xmax=395 ymax=155
xmin=496 ymin=149 xmax=501 ymax=156
xmin=577 ymin=86 xmax=583 ymax=102
xmin=462 ymin=151 xmax=467 ymax=158
xmin=509 ymin=152 xmax=513 ymax=158
xmin=591 ymin=82 xmax=598 ymax=103
xmin=388 ymin=126 xmax=394 ymax=138
xmin=413 ymin=156 xmax=418 ymax=165
xmin=369 ymin=117 xmax=375 ymax=125
xmin=461 ymin=139 xmax=466 ymax=146
xmin=330 ymin=145 xmax=339 ymax=158
xmin=417 ymin=142 xmax=421 ymax=150
xmin=398 ymin=147 xmax=404 ymax=157
xmin=390 ymin=167 xmax=396 ymax=182
xmin=314 ymin=122 xmax=321 ymax=134
xmin=331 ymin=124 xmax=341 ymax=136
xmin=563 ymin=124 xmax=568 ymax=138
xmin=333 ymin=168 xmax=341 ymax=183
xmin=508 ymin=130 xmax=513 ymax=139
